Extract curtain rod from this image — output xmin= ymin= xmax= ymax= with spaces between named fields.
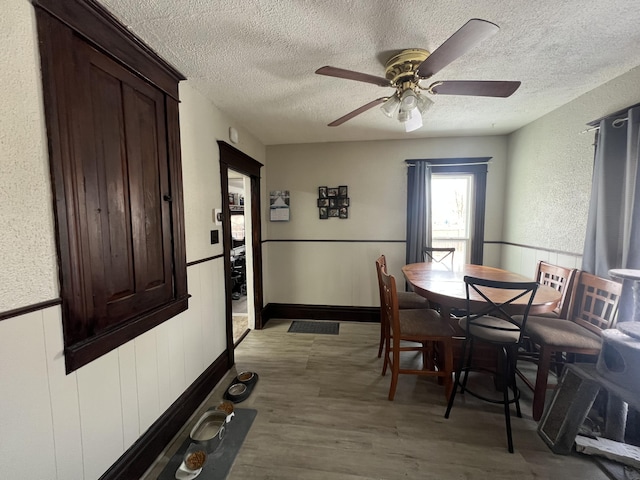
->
xmin=407 ymin=161 xmax=491 ymax=167
xmin=579 ymin=117 xmax=628 ymax=135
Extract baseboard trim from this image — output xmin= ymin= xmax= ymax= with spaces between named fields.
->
xmin=262 ymin=303 xmax=379 ymax=326
xmin=99 ymin=352 xmax=231 ymax=480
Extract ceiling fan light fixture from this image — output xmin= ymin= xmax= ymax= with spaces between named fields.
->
xmin=404 ymin=109 xmax=423 ymax=132
xmin=397 ymin=109 xmax=411 ymax=123
xmin=380 ymin=95 xmax=400 ymax=118
xmin=415 ymin=93 xmax=434 ymax=115
xmin=399 ymin=89 xmax=418 ymax=112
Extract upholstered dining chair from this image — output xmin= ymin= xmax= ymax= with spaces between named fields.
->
xmin=423 ymin=247 xmax=455 ymax=269
xmin=375 ymin=255 xmax=431 ymax=358
xmin=445 ymin=276 xmax=538 ymax=453
xmin=523 ymin=271 xmax=622 ymax=421
xmin=534 ymin=261 xmax=578 ymax=319
xmin=516 ymin=262 xmax=578 ymax=381
xmin=378 ymin=263 xmax=455 ymax=401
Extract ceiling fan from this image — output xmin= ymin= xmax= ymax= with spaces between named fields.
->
xmin=315 ymin=19 xmax=520 ymax=132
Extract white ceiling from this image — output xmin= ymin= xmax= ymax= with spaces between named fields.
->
xmin=99 ymin=0 xmax=640 ymax=146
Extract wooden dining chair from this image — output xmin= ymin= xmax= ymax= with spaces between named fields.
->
xmin=445 ymin=276 xmax=539 ymax=453
xmin=375 ymin=255 xmax=431 ymax=358
xmin=516 ymin=261 xmax=578 ymax=377
xmin=378 ymin=265 xmax=455 ymax=401
xmin=524 ymin=271 xmax=622 ymax=421
xmin=423 ymin=247 xmax=455 ymax=269
xmin=534 ymin=261 xmax=578 ymax=319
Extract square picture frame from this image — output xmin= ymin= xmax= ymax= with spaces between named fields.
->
xmin=338 ymin=197 xmax=349 ymax=207
xmin=328 ymin=187 xmax=339 ymax=197
xmin=317 ymin=198 xmax=329 ymax=207
xmin=339 ymin=207 xmax=348 ymax=219
xmin=328 ymin=208 xmax=339 ymax=217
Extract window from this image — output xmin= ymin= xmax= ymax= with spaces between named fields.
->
xmin=35 ymin=0 xmax=188 ymax=372
xmin=431 ymin=174 xmax=474 ymax=270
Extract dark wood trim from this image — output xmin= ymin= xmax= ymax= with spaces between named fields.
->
xmin=31 ymin=0 xmax=185 ymax=100
xmin=262 ymin=303 xmax=380 ymax=326
xmin=218 ymin=141 xmax=263 ymax=176
xmin=0 ymin=299 xmax=62 ymax=322
xmin=98 ymin=352 xmax=230 ymax=480
xmin=484 ymin=240 xmax=582 ymax=258
xmin=35 ymin=2 xmax=188 ymax=373
xmin=409 ymin=159 xmax=489 ymax=265
xmin=186 ymin=254 xmax=225 ymax=267
xmin=66 ymin=297 xmax=189 ymax=373
xmin=218 ymin=141 xmax=264 ymax=369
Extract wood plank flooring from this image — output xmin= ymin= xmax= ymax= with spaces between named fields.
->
xmin=142 ymin=319 xmax=608 ymax=479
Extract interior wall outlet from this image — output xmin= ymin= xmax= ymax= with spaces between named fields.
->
xmin=210 ymin=230 xmax=219 ymax=244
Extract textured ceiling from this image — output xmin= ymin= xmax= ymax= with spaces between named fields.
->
xmin=99 ymin=0 xmax=640 ymax=145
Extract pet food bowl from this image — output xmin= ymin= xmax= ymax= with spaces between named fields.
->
xmin=189 ymin=410 xmax=227 ymax=453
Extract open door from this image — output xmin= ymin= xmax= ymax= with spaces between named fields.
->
xmin=218 ymin=141 xmax=264 ymax=366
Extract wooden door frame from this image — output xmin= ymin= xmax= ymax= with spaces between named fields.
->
xmin=218 ymin=141 xmax=264 ymax=365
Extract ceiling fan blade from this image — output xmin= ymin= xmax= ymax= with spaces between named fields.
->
xmin=429 ymin=80 xmax=521 ymax=97
xmin=328 ymin=97 xmax=388 ymax=126
xmin=316 ymin=66 xmax=391 ymax=87
xmin=416 ymin=19 xmax=499 ymax=79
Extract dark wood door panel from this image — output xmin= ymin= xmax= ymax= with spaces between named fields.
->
xmin=69 ymin=37 xmax=175 ymax=336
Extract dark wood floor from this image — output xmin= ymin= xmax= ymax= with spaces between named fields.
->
xmin=142 ymin=319 xmax=607 ymax=479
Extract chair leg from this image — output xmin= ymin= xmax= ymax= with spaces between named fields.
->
xmin=498 ymin=346 xmax=514 ymax=453
xmin=509 ymin=346 xmax=522 ymax=418
xmin=388 ymin=339 xmax=400 ymax=400
xmin=461 ymin=337 xmax=474 ymax=393
xmin=377 ymin=321 xmax=384 ymax=358
xmin=381 ymin=334 xmax=391 ymax=376
xmin=445 ymin=338 xmax=468 ymax=418
xmin=443 ymin=340 xmax=454 ymax=400
xmin=533 ymin=347 xmax=553 ymax=421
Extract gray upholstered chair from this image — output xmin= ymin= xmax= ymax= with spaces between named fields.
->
xmin=523 ymin=271 xmax=621 ymax=421
xmin=375 ymin=255 xmax=431 ymax=358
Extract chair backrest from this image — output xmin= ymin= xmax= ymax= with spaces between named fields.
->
xmin=464 ymin=276 xmax=539 ymax=343
xmin=379 ymin=265 xmax=400 ymax=337
xmin=568 ymin=271 xmax=622 ymax=336
xmin=535 ymin=261 xmax=578 ymax=318
xmin=423 ymin=247 xmax=455 ymax=268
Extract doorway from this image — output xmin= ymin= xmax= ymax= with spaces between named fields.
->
xmin=218 ymin=141 xmax=264 ymax=367
xmin=228 ymin=172 xmax=252 ymax=343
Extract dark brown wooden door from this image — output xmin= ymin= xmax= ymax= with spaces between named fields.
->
xmin=68 ymin=40 xmax=174 ymax=339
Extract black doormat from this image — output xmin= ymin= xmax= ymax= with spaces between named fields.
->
xmin=287 ymin=320 xmax=339 ymax=335
xmin=158 ymin=408 xmax=257 ymax=480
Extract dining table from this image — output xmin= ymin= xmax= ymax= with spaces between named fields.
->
xmin=402 ymin=262 xmax=562 ymax=323
xmin=402 ymin=261 xmax=563 ymax=380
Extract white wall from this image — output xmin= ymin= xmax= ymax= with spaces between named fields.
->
xmin=0 ymin=2 xmax=265 ymax=478
xmin=502 ymin=65 xmax=640 ymax=277
xmin=263 ymin=136 xmax=508 ymax=307
xmin=0 ymin=0 xmax=58 ymax=311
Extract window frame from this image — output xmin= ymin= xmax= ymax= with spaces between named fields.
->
xmin=407 ymin=157 xmax=489 ymax=265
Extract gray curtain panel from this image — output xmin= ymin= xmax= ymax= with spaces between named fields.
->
xmin=582 ymin=106 xmax=640 ymax=277
xmin=406 ymin=161 xmax=432 ymax=266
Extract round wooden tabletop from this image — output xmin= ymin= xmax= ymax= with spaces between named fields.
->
xmin=402 ymin=263 xmax=561 ymax=315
